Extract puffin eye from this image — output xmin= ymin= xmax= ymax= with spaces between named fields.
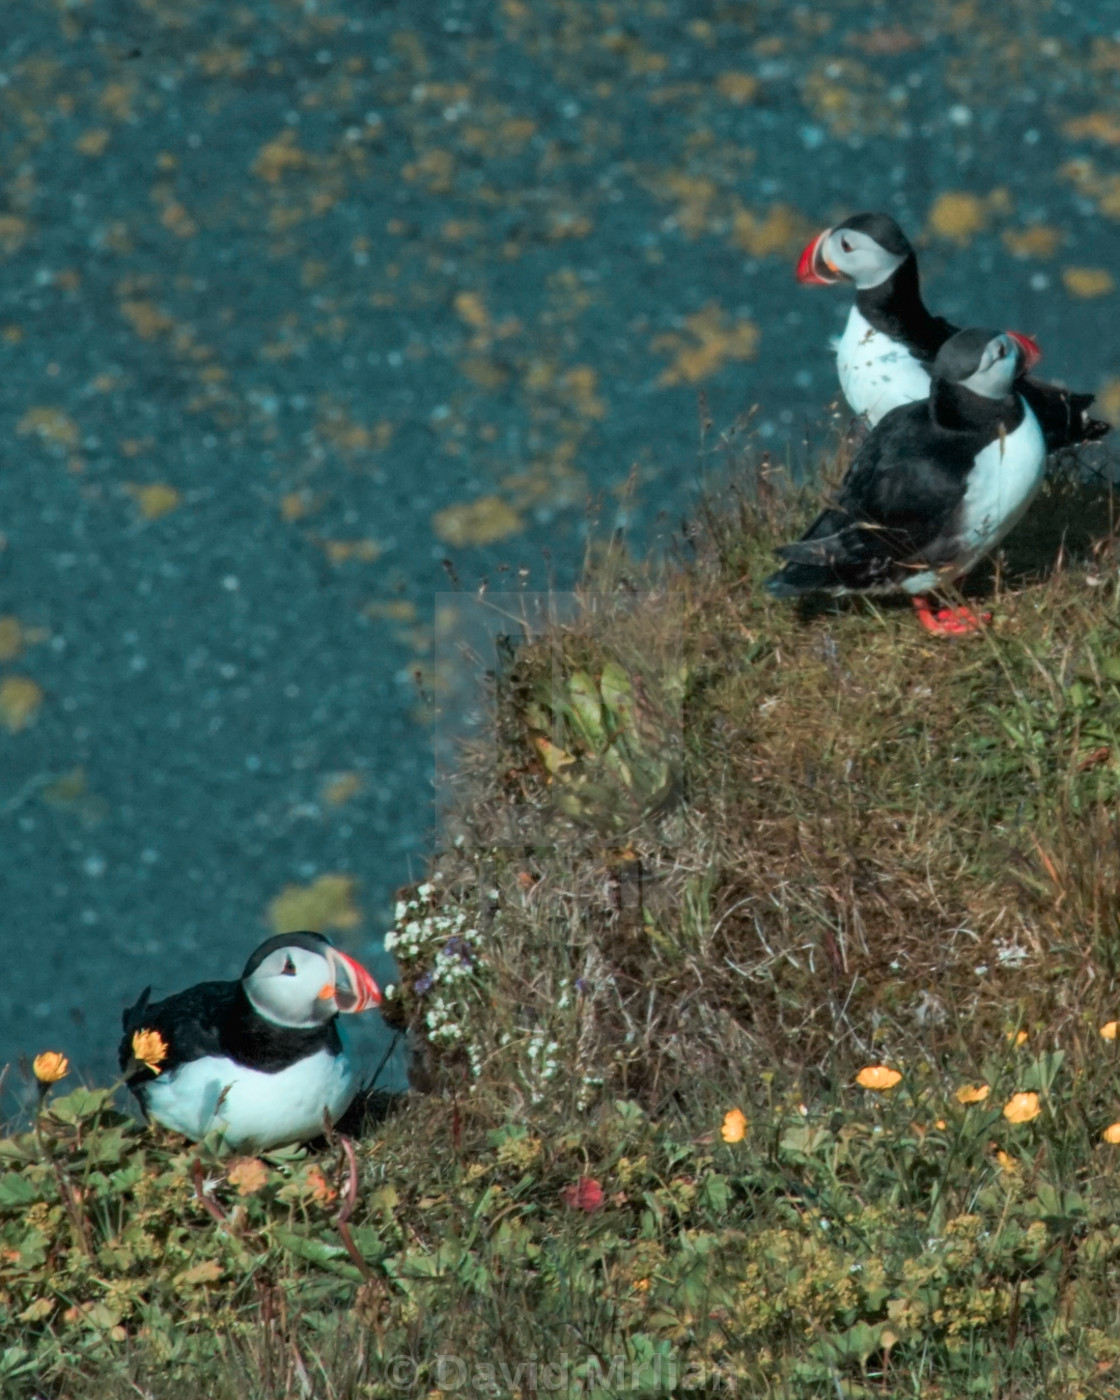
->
xmin=840 ymin=236 xmax=853 ymax=254
xmin=281 ymin=955 xmax=297 ymax=976
xmin=996 ymin=342 xmax=1007 ymax=359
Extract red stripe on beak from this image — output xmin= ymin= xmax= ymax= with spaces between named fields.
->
xmin=1007 ymin=330 xmax=1042 ymax=373
xmin=328 ymin=949 xmax=382 ymax=1012
xmin=796 ymin=230 xmax=839 ymax=285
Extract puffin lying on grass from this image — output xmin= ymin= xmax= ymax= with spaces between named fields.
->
xmin=119 ymin=931 xmax=382 ymax=1150
xmin=765 ymin=326 xmax=1046 ymax=636
xmin=796 ymin=211 xmax=1108 ymax=452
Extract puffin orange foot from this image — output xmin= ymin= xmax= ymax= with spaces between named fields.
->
xmin=912 ymin=596 xmax=991 ymax=637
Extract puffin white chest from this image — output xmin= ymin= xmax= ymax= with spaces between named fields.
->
xmin=141 ymin=1043 xmax=356 ymax=1150
xmin=835 ymin=305 xmax=932 ymax=425
xmin=953 ymin=404 xmax=1046 ymax=567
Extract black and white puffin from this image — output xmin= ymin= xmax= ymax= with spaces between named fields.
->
xmin=765 ymin=326 xmax=1046 ymax=636
xmin=119 ymin=931 xmax=383 ymax=1150
xmin=796 ymin=211 xmax=1108 ymax=451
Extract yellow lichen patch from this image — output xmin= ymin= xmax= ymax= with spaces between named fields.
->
xmin=647 ymin=170 xmax=719 ymax=238
xmin=559 ymin=365 xmax=606 ymax=419
xmin=0 ymin=617 xmax=23 ymax=662
xmin=803 ymin=58 xmax=892 ymax=137
xmin=1062 ymin=267 xmax=1115 ymax=298
xmin=655 ymin=304 xmax=759 ymax=386
xmin=364 ymin=599 xmax=418 ymax=624
xmin=1001 ymin=225 xmax=1062 ymax=259
xmin=732 ymin=203 xmax=815 ymax=258
xmin=17 ymin=406 xmax=80 ymax=448
xmin=317 ymin=539 xmax=382 ymax=565
xmin=280 ymin=492 xmax=317 ymax=522
xmin=253 ymin=132 xmax=312 ymax=182
xmin=927 ymin=192 xmax=990 ymax=243
xmin=119 ymin=300 xmax=174 ymax=339
xmin=1059 ymin=159 xmax=1120 ymax=219
xmin=74 ymin=128 xmax=110 ymax=157
xmin=322 ymin=772 xmax=364 ymax=806
xmin=0 ymin=676 xmax=43 ymax=733
xmin=402 ymin=147 xmax=455 ymax=193
xmin=716 ymin=72 xmax=759 ymax=104
xmin=454 ymin=291 xmax=490 ymax=330
xmin=160 ymin=202 xmax=198 ymax=238
xmin=1064 ymin=112 xmax=1120 ymax=145
xmin=460 ymin=356 xmax=510 ymax=389
xmin=0 ymin=216 xmax=29 ymax=253
xmin=269 ymin=873 xmax=362 ymax=934
xmin=433 ymin=497 xmax=524 ymax=547
xmin=126 ymin=483 xmax=182 ymax=520
xmin=99 ymin=81 xmax=135 ymax=121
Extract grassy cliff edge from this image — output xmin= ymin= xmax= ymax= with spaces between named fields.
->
xmin=6 ymin=445 xmax=1120 ymax=1398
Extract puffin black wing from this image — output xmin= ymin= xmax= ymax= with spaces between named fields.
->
xmin=119 ymin=980 xmax=237 ymax=1082
xmin=765 ymin=402 xmax=979 ymax=597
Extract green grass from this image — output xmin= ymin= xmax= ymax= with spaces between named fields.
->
xmin=7 ymin=444 xmax=1120 ymax=1398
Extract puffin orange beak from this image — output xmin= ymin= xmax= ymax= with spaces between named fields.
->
xmin=796 ymin=229 xmax=841 ymax=285
xmin=323 ymin=948 xmax=382 ymax=1012
xmin=1007 ymin=330 xmax=1042 ymax=373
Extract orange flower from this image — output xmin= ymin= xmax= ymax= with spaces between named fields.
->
xmin=955 ymin=1083 xmax=991 ymax=1105
xmin=304 ymin=1165 xmax=338 ymax=1205
xmin=32 ymin=1051 xmax=69 ymax=1085
xmin=856 ymin=1065 xmax=902 ymax=1091
xmin=1102 ymin=1122 xmax=1120 ymax=1145
xmin=1007 ymin=1030 xmax=1028 ymax=1047
xmin=1002 ymin=1091 xmax=1041 ymax=1125
xmin=720 ymin=1109 xmax=748 ymax=1143
xmin=227 ymin=1158 xmax=269 ymax=1196
xmin=1101 ymin=1022 xmax=1119 ymax=1042
xmin=131 ymin=1028 xmax=168 ymax=1075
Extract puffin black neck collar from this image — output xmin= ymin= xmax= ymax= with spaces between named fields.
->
xmin=855 ymin=256 xmax=942 ymax=347
xmin=224 ymin=983 xmax=341 ymax=1071
xmin=930 ymin=380 xmax=1026 ymax=437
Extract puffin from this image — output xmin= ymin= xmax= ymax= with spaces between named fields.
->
xmin=119 ymin=931 xmax=383 ymax=1150
xmin=796 ymin=210 xmax=1108 ymax=451
xmin=765 ymin=326 xmax=1046 ymax=636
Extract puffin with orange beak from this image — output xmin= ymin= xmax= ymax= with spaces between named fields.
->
xmin=119 ymin=931 xmax=383 ymax=1149
xmin=766 ymin=327 xmax=1048 ymax=636
xmin=797 ymin=210 xmax=1108 ymax=452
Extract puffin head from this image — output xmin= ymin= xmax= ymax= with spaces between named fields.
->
xmin=241 ymin=931 xmax=382 ymax=1029
xmin=796 ymin=211 xmax=914 ymax=290
xmin=933 ymin=327 xmax=1041 ymax=400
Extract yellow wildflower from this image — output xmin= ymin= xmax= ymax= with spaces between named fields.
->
xmin=856 ymin=1065 xmax=902 ymax=1091
xmin=1102 ymin=1122 xmax=1120 ymax=1145
xmin=227 ymin=1158 xmax=269 ymax=1195
xmin=1002 ymin=1091 xmax=1041 ymax=1125
xmin=996 ymin=1150 xmax=1018 ymax=1173
xmin=955 ymin=1083 xmax=991 ymax=1105
xmin=721 ymin=1108 xmax=748 ymax=1143
xmin=32 ymin=1052 xmax=69 ymax=1085
xmin=131 ymin=1028 xmax=169 ymax=1075
xmin=1007 ymin=1030 xmax=1028 ymax=1047
xmin=1101 ymin=1021 xmax=1119 ymax=1041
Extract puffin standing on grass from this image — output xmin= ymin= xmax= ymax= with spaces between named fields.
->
xmin=796 ymin=211 xmax=1108 ymax=451
xmin=119 ymin=931 xmax=382 ymax=1150
xmin=765 ymin=326 xmax=1046 ymax=636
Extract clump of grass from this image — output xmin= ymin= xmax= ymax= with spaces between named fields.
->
xmin=7 ymin=438 xmax=1120 ymax=1398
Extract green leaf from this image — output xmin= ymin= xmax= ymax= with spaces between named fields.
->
xmin=0 ymin=1173 xmax=38 ymax=1209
